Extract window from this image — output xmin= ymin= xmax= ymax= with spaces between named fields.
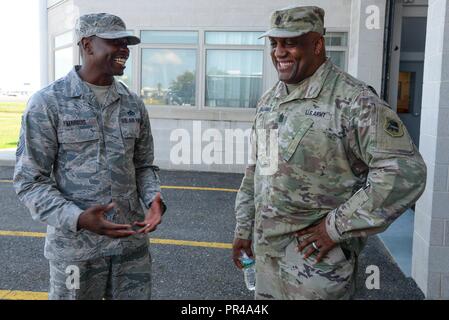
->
xmin=140 ymin=31 xmax=198 ymax=106
xmin=206 ymin=50 xmax=263 ymax=108
xmin=324 ymin=32 xmax=348 ymax=70
xmin=205 ymin=32 xmax=264 ymax=108
xmin=397 ymin=71 xmax=415 ymax=113
xmin=141 ymin=49 xmax=196 ymax=106
xmin=141 ymin=31 xmax=198 ymax=44
xmin=139 ymin=30 xmax=265 ymax=108
xmin=205 ymin=31 xmax=264 ymax=45
xmin=54 ymin=31 xmax=73 ymax=80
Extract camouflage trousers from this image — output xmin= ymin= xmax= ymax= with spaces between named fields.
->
xmin=255 ymin=237 xmax=357 ymax=300
xmin=48 ymin=245 xmax=152 ymax=300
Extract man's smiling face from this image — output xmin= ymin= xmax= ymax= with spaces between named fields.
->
xmin=90 ymin=36 xmax=130 ymax=77
xmin=269 ymin=32 xmax=322 ymax=84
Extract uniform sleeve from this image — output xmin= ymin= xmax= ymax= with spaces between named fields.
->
xmin=325 ymin=89 xmax=427 ymax=242
xmin=13 ymin=95 xmax=84 ymax=232
xmin=134 ymin=99 xmax=166 ymax=213
xmin=234 ymin=126 xmax=257 ymax=240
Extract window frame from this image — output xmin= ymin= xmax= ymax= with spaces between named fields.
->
xmin=203 ymin=31 xmax=266 ymax=109
xmin=139 ymin=30 xmax=200 ymax=108
xmin=52 ymin=30 xmax=74 ymax=81
xmin=324 ymin=29 xmax=349 ymax=71
xmin=135 ymin=27 xmax=267 ymax=120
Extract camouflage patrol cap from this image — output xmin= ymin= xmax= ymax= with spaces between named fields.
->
xmin=75 ymin=13 xmax=140 ymax=45
xmin=259 ymin=6 xmax=325 ymax=38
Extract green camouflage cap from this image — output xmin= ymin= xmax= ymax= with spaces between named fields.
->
xmin=259 ymin=6 xmax=325 ymax=38
xmin=75 ymin=13 xmax=140 ymax=45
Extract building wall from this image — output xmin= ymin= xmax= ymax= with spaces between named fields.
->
xmin=412 ymin=0 xmax=449 ymax=299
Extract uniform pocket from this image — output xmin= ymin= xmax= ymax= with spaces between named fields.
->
xmin=59 ymin=128 xmax=100 ymax=143
xmin=58 ymin=126 xmax=100 ymax=174
xmin=282 ymin=118 xmax=314 ymax=162
xmin=120 ymin=122 xmax=140 ymax=139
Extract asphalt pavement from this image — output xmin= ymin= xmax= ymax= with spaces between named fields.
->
xmin=0 ymin=166 xmax=424 ymax=300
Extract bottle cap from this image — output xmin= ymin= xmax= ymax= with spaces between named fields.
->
xmin=240 ymin=251 xmax=255 ymax=267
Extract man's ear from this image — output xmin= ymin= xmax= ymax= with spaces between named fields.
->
xmin=314 ymin=36 xmax=324 ymax=56
xmin=80 ymin=37 xmax=94 ymax=56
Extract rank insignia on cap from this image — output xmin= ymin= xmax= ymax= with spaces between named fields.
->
xmin=384 ymin=117 xmax=404 ymax=137
xmin=275 ymin=15 xmax=282 ymax=25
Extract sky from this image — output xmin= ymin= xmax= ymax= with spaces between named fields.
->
xmin=0 ymin=0 xmax=40 ymax=92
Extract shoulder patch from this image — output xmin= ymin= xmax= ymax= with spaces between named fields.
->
xmin=384 ymin=117 xmax=404 ymax=137
xmin=376 ymin=107 xmax=413 ymax=153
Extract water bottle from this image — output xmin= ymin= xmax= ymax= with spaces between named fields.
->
xmin=240 ymin=251 xmax=256 ymax=291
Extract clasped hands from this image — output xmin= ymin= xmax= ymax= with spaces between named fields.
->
xmin=77 ymin=193 xmax=163 ymax=238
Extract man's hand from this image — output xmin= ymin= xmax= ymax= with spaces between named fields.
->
xmin=77 ymin=203 xmax=136 ymax=238
xmin=295 ymin=217 xmax=336 ymax=264
xmin=133 ymin=193 xmax=163 ymax=234
xmin=232 ymin=238 xmax=253 ymax=269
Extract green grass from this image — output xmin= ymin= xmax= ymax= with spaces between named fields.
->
xmin=0 ymin=101 xmax=26 ymax=149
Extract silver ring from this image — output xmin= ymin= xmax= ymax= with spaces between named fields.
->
xmin=312 ymin=242 xmax=320 ymax=251
xmin=145 ymin=224 xmax=150 ymax=228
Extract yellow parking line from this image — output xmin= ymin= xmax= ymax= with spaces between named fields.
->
xmin=0 ymin=230 xmax=45 ymax=238
xmin=0 ymin=180 xmax=238 ymax=193
xmin=0 ymin=290 xmax=48 ymax=300
xmin=0 ymin=230 xmax=232 ymax=249
xmin=162 ymin=185 xmax=238 ymax=193
xmin=150 ymin=238 xmax=231 ymax=249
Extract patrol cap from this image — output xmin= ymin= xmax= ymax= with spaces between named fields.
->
xmin=75 ymin=13 xmax=140 ymax=45
xmin=259 ymin=6 xmax=325 ymax=39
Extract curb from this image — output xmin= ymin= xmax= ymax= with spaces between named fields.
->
xmin=0 ymin=149 xmax=16 ymax=167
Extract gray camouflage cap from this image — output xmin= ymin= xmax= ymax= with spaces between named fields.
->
xmin=75 ymin=13 xmax=140 ymax=45
xmin=259 ymin=6 xmax=325 ymax=39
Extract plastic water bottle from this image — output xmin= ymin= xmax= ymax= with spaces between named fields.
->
xmin=240 ymin=251 xmax=256 ymax=291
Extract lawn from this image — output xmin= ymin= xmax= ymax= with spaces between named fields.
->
xmin=0 ymin=101 xmax=26 ymax=149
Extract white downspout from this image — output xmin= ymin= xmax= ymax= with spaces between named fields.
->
xmin=39 ymin=0 xmax=48 ymax=89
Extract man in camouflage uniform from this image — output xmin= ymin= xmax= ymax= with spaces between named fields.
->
xmin=232 ymin=6 xmax=426 ymax=300
xmin=14 ymin=13 xmax=166 ymax=300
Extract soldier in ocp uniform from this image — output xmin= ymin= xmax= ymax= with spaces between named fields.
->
xmin=232 ymin=6 xmax=427 ymax=299
xmin=14 ymin=13 xmax=166 ymax=300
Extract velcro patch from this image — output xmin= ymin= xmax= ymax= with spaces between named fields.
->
xmin=63 ymin=120 xmax=86 ymax=127
xmin=384 ymin=117 xmax=404 ymax=137
xmin=377 ymin=107 xmax=413 ymax=154
xmin=121 ymin=117 xmax=141 ymax=124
